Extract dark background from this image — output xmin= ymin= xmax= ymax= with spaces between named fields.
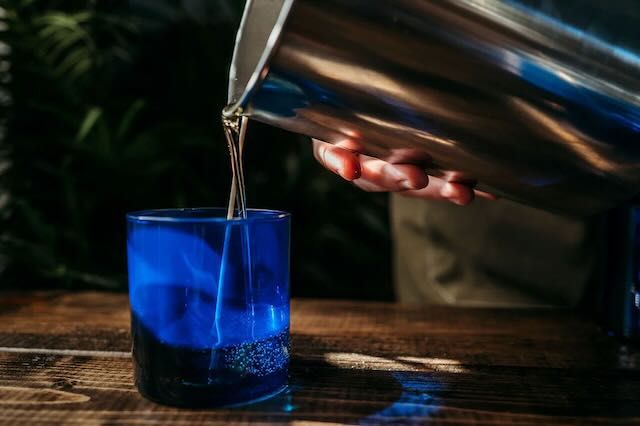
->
xmin=0 ymin=0 xmax=393 ymax=300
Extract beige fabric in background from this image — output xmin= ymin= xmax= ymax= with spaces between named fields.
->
xmin=391 ymin=194 xmax=598 ymax=308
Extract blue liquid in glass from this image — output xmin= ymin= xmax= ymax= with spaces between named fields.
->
xmin=127 ymin=208 xmax=291 ymax=407
xmin=131 ymin=285 xmax=289 ymax=407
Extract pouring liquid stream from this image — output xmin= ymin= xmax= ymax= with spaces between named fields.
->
xmin=223 ymin=112 xmax=248 ymax=219
xmin=212 ymin=110 xmax=255 ymax=358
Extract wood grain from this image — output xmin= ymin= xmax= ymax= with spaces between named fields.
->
xmin=0 ymin=292 xmax=639 ymax=425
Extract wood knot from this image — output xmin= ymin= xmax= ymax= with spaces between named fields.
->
xmin=51 ymin=378 xmax=76 ymax=391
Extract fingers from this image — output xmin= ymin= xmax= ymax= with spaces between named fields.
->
xmin=313 ymin=139 xmax=429 ymax=191
xmin=474 ymin=190 xmax=499 ymax=201
xmin=402 ymin=179 xmax=476 ymax=206
xmin=313 ymin=139 xmax=361 ymax=181
xmin=441 ymin=182 xmax=475 ymax=205
xmin=312 ymin=139 xmax=497 ymax=205
xmin=352 ymin=157 xmax=429 ymax=192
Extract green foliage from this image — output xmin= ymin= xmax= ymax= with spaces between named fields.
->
xmin=0 ymin=0 xmax=392 ymax=299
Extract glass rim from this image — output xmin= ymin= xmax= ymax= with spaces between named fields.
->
xmin=126 ymin=207 xmax=290 ymax=224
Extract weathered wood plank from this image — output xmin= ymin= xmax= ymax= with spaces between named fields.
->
xmin=0 ymin=352 xmax=639 ymax=425
xmin=0 ymin=292 xmax=638 ymax=425
xmin=0 ymin=292 xmax=633 ymax=369
xmin=0 ymin=292 xmax=589 ymax=338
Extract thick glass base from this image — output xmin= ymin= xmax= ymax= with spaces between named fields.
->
xmin=135 ymin=368 xmax=288 ymax=408
xmin=132 ymin=317 xmax=289 ymax=408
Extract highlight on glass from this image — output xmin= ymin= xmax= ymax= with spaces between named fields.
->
xmin=126 ymin=208 xmax=291 ymax=407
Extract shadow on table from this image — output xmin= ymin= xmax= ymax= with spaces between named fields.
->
xmin=238 ymin=345 xmax=640 ymax=424
xmin=241 ymin=356 xmax=438 ymax=424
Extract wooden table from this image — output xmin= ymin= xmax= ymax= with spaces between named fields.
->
xmin=0 ymin=292 xmax=639 ymax=425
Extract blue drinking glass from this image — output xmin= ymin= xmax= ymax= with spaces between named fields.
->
xmin=126 ymin=208 xmax=290 ymax=407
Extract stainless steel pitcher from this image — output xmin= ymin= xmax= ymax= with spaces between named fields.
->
xmin=225 ymin=0 xmax=640 ymax=216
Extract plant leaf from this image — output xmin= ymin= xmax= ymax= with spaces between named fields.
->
xmin=75 ymin=107 xmax=102 ymax=143
xmin=116 ymin=99 xmax=145 ymax=142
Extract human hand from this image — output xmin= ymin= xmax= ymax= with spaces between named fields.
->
xmin=312 ymin=139 xmax=496 ymax=205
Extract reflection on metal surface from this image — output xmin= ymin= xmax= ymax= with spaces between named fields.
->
xmin=509 ymin=98 xmax=619 ymax=174
xmin=228 ymin=0 xmax=640 ymax=215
